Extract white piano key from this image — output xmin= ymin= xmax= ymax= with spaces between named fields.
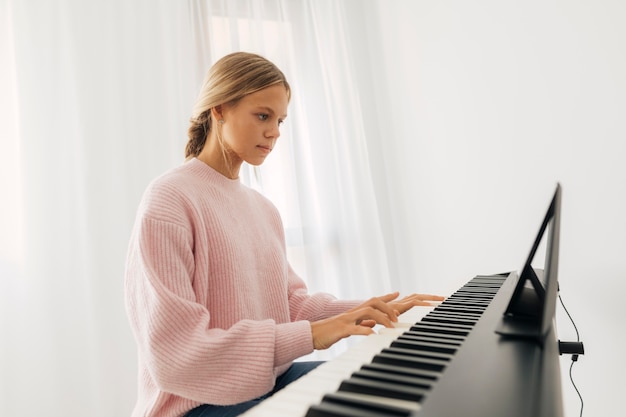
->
xmin=397 ymin=305 xmax=436 ymax=325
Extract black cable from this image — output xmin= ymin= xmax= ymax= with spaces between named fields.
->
xmin=558 ymin=293 xmax=584 ymax=417
xmin=559 ymin=293 xmax=580 ymax=342
xmin=568 ymin=360 xmax=583 ymax=417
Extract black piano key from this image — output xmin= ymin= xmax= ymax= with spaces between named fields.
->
xmin=445 ymin=298 xmax=492 ymax=305
xmin=453 ymin=291 xmax=497 ymax=298
xmin=305 ymin=402 xmax=409 ymax=417
xmin=457 ymin=283 xmax=501 ymax=290
xmin=410 ymin=323 xmax=471 ymax=337
xmin=443 ymin=294 xmax=489 ymax=300
xmin=441 ymin=300 xmax=490 ymax=308
xmin=372 ymin=351 xmax=448 ymax=372
xmin=425 ymin=312 xmax=481 ymax=323
xmin=450 ymin=296 xmax=495 ymax=302
xmin=421 ymin=315 xmax=478 ymax=327
xmin=456 ymin=285 xmax=498 ymax=290
xmin=425 ymin=311 xmax=481 ymax=321
xmin=351 ymin=369 xmax=434 ymax=389
xmin=446 ymin=295 xmax=492 ymax=302
xmin=397 ymin=333 xmax=463 ymax=346
xmin=466 ymin=275 xmax=507 ymax=282
xmin=382 ymin=346 xmax=454 ymax=362
xmin=433 ymin=305 xmax=486 ymax=315
xmin=361 ymin=362 xmax=441 ymax=381
xmin=463 ymin=281 xmax=505 ymax=288
xmin=305 ymin=392 xmax=414 ymax=417
xmin=414 ymin=321 xmax=473 ymax=331
xmin=425 ymin=312 xmax=482 ymax=322
xmin=402 ymin=330 xmax=466 ymax=343
xmin=390 ymin=339 xmax=458 ymax=355
xmin=338 ymin=376 xmax=428 ymax=402
xmin=441 ymin=295 xmax=491 ymax=303
xmin=458 ymin=283 xmax=502 ymax=289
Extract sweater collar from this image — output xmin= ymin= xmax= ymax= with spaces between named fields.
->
xmin=187 ymin=158 xmax=241 ymax=188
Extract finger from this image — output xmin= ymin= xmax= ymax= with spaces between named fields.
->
xmin=408 ymin=293 xmax=446 ymax=301
xmin=401 ymin=299 xmax=441 ymax=308
xmin=396 ymin=294 xmax=445 ymax=307
xmin=376 ymin=292 xmax=400 ymax=303
xmin=346 ymin=295 xmax=395 ymax=314
xmin=358 ymin=319 xmax=377 ymax=328
xmin=391 ymin=301 xmax=417 ymax=314
xmin=349 ymin=325 xmax=376 ymax=337
xmin=411 ymin=299 xmax=441 ymax=306
xmin=354 ymin=296 xmax=399 ymax=322
xmin=368 ymin=297 xmax=400 ymax=322
xmin=352 ymin=306 xmax=396 ymax=328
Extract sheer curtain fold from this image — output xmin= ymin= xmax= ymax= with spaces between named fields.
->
xmin=2 ymin=1 xmax=196 ymax=416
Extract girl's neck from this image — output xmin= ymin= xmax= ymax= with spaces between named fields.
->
xmin=196 ymin=138 xmax=241 ymax=179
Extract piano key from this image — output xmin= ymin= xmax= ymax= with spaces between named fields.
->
xmin=322 ymin=391 xmax=421 ymax=412
xmin=441 ymin=299 xmax=491 ymax=308
xmin=453 ymin=287 xmax=496 ymax=293
xmin=423 ymin=311 xmax=481 ymax=321
xmin=394 ymin=306 xmax=436 ymax=324
xmin=452 ymin=290 xmax=498 ymax=297
xmin=372 ymin=351 xmax=448 ymax=372
xmin=305 ymin=400 xmax=409 ymax=417
xmin=420 ymin=316 xmax=478 ymax=327
xmin=412 ymin=321 xmax=474 ymax=332
xmin=409 ymin=323 xmax=471 ymax=337
xmin=432 ymin=305 xmax=486 ymax=315
xmin=360 ymin=362 xmax=440 ymax=381
xmin=381 ymin=346 xmax=454 ymax=362
xmin=390 ymin=339 xmax=458 ymax=354
xmin=306 ymin=391 xmax=418 ymax=417
xmin=350 ymin=368 xmax=433 ymax=387
xmin=337 ymin=375 xmax=428 ymax=402
xmin=396 ymin=333 xmax=463 ymax=346
xmin=456 ymin=284 xmax=501 ymax=291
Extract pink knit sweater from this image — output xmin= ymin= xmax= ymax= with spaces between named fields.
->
xmin=125 ymin=158 xmax=359 ymax=417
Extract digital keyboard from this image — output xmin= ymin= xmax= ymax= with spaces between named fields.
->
xmin=241 ymin=273 xmax=564 ymax=417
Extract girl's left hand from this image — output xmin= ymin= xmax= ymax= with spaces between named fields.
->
xmin=388 ymin=293 xmax=446 ymax=315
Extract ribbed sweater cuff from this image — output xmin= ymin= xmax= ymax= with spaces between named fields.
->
xmin=274 ymin=320 xmax=314 ymax=366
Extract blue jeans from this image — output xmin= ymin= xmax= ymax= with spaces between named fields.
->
xmin=184 ymin=361 xmax=323 ymax=417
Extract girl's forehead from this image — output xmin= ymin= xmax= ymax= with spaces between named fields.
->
xmin=241 ymin=85 xmax=289 ymax=114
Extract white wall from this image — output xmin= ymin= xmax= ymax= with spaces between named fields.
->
xmin=371 ymin=1 xmax=625 ymax=416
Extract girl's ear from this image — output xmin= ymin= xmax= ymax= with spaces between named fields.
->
xmin=211 ymin=105 xmax=224 ymax=122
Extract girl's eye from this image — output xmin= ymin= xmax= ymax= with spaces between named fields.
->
xmin=258 ymin=114 xmax=269 ymax=121
xmin=278 ymin=119 xmax=284 ymax=126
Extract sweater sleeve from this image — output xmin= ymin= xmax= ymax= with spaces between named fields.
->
xmin=125 ymin=216 xmax=313 ymax=405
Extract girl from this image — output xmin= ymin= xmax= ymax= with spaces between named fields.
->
xmin=124 ymin=52 xmax=443 ymax=417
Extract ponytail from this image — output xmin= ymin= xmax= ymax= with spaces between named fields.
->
xmin=185 ymin=109 xmax=211 ymax=159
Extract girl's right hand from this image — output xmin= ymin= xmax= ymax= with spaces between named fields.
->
xmin=310 ymin=292 xmax=400 ymax=350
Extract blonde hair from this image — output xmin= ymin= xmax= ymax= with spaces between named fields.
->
xmin=185 ymin=52 xmax=291 ymax=159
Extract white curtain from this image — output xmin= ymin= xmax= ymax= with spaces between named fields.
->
xmin=1 ymin=1 xmax=195 ymax=415
xmin=0 ymin=1 xmax=397 ymax=415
